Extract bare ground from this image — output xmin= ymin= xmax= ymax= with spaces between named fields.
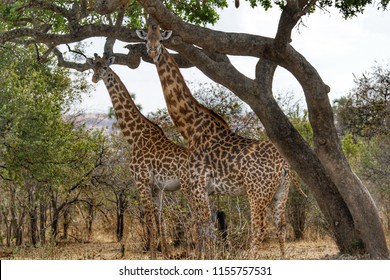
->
xmin=0 ymin=237 xmax=344 ymax=260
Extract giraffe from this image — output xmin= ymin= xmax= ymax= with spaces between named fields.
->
xmin=86 ymin=53 xmax=195 ymax=258
xmin=137 ymin=25 xmax=292 ymax=258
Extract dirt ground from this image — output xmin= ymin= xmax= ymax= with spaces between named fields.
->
xmin=2 ymin=226 xmax=389 ymax=260
xmin=0 ymin=237 xmax=344 ymax=260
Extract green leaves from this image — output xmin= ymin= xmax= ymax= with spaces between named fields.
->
xmin=334 ymin=0 xmax=389 ymax=18
xmin=333 ymin=62 xmax=390 ymax=139
xmin=0 ymin=43 xmax=100 ymax=189
xmin=163 ymin=0 xmax=228 ymax=26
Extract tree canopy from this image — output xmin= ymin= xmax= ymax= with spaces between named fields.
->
xmin=334 ymin=63 xmax=390 ymax=139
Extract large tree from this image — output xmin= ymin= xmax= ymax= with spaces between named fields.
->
xmin=0 ymin=0 xmax=388 ymax=258
xmin=0 ymin=43 xmax=105 ymax=244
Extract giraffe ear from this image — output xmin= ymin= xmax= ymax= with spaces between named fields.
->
xmin=108 ymin=56 xmax=115 ymax=65
xmin=136 ymin=30 xmax=147 ymax=40
xmin=161 ymin=30 xmax=172 ymax=41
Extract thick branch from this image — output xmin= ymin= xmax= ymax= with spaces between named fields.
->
xmin=53 ymin=48 xmax=91 ymax=72
xmin=0 ymin=24 xmax=141 ymax=46
xmin=170 ymin=36 xmax=255 ymax=96
xmin=104 ymin=6 xmax=126 ymax=56
xmin=138 ymin=0 xmax=273 ymax=56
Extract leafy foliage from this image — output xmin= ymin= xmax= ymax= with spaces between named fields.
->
xmin=1 ymin=0 xmax=388 ymax=40
xmin=162 ymin=0 xmax=228 ymax=25
xmin=0 ymin=44 xmax=97 ymax=184
xmin=241 ymin=0 xmax=389 ymax=17
xmin=334 ymin=63 xmax=390 ymax=139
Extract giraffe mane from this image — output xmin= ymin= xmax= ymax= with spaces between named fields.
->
xmin=92 ymin=53 xmax=168 ymax=136
xmin=110 ymin=70 xmax=167 ymax=135
xmin=162 ymin=46 xmax=230 ymax=130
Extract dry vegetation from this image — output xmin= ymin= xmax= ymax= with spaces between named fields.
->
xmin=1 ymin=188 xmax=389 ymax=260
xmin=0 ymin=214 xmax=341 ymax=260
xmin=1 ymin=191 xmax=389 ymax=260
xmin=0 ymin=238 xmax=341 ymax=260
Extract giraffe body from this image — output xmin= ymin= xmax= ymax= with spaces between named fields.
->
xmin=137 ymin=26 xmax=291 ymax=258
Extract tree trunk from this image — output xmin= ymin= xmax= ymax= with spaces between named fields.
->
xmin=15 ymin=206 xmax=26 ymax=246
xmin=28 ymin=185 xmax=38 ymax=246
xmin=50 ymin=194 xmax=59 ymax=242
xmin=250 ymin=59 xmax=362 ymax=253
xmin=86 ymin=199 xmax=94 ymax=241
xmin=116 ymin=207 xmax=124 ymax=242
xmin=63 ymin=207 xmax=71 ymax=240
xmin=287 ymin=181 xmax=308 ymax=240
xmin=2 ymin=210 xmax=11 ymax=247
xmin=116 ymin=192 xmax=126 ymax=242
xmin=51 ymin=210 xmax=59 ymax=242
xmin=271 ymin=3 xmax=388 ymax=259
xmin=39 ymin=202 xmax=47 ymax=244
xmin=9 ymin=184 xmax=17 ymax=245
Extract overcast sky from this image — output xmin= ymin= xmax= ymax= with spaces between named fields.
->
xmin=75 ymin=2 xmax=390 ymax=115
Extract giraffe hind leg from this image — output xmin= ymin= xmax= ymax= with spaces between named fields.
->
xmin=272 ymin=169 xmax=290 ymax=259
xmin=249 ymin=208 xmax=267 ymax=259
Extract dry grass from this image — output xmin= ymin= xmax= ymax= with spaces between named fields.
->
xmin=1 ymin=214 xmax=388 ymax=260
xmin=2 ymin=234 xmax=389 ymax=260
xmin=0 ymin=235 xmax=341 ymax=260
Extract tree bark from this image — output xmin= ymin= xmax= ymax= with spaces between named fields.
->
xmin=86 ymin=199 xmax=94 ymax=241
xmin=63 ymin=207 xmax=71 ymax=240
xmin=287 ymin=181 xmax=308 ymax=240
xmin=2 ymin=210 xmax=11 ymax=247
xmin=28 ymin=184 xmax=38 ymax=246
xmin=116 ymin=192 xmax=126 ymax=242
xmin=39 ymin=202 xmax=47 ymax=244
xmin=50 ymin=192 xmax=59 ymax=241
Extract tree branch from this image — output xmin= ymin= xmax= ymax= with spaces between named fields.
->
xmin=53 ymin=48 xmax=91 ymax=72
xmin=104 ymin=5 xmax=127 ymax=57
xmin=25 ymin=0 xmax=80 ymax=31
xmin=0 ymin=24 xmax=141 ymax=46
xmin=169 ymin=36 xmax=257 ymax=98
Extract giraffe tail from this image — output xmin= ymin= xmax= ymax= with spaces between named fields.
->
xmin=287 ymin=169 xmax=308 ymax=198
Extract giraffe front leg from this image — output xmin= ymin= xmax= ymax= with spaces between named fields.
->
xmin=136 ymin=179 xmax=158 ymax=259
xmin=188 ymin=178 xmax=215 ymax=259
xmin=245 ymin=186 xmax=269 ymax=259
xmin=152 ymin=187 xmax=170 ymax=258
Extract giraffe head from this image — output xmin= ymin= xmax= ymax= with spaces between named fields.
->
xmin=86 ymin=53 xmax=115 ymax=83
xmin=136 ymin=24 xmax=172 ymax=63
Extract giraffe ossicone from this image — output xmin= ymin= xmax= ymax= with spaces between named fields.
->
xmin=136 ymin=27 xmax=172 ymax=63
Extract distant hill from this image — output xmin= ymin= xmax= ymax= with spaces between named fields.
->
xmin=67 ymin=113 xmax=117 ymax=134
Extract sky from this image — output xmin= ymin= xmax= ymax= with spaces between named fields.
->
xmin=74 ymin=2 xmax=390 ymax=115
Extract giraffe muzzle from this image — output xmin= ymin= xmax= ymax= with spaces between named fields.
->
xmin=148 ymin=49 xmax=159 ymax=62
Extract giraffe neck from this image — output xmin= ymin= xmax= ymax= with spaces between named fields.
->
xmin=103 ymin=70 xmax=159 ymax=145
xmin=156 ymin=46 xmax=229 ymax=143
